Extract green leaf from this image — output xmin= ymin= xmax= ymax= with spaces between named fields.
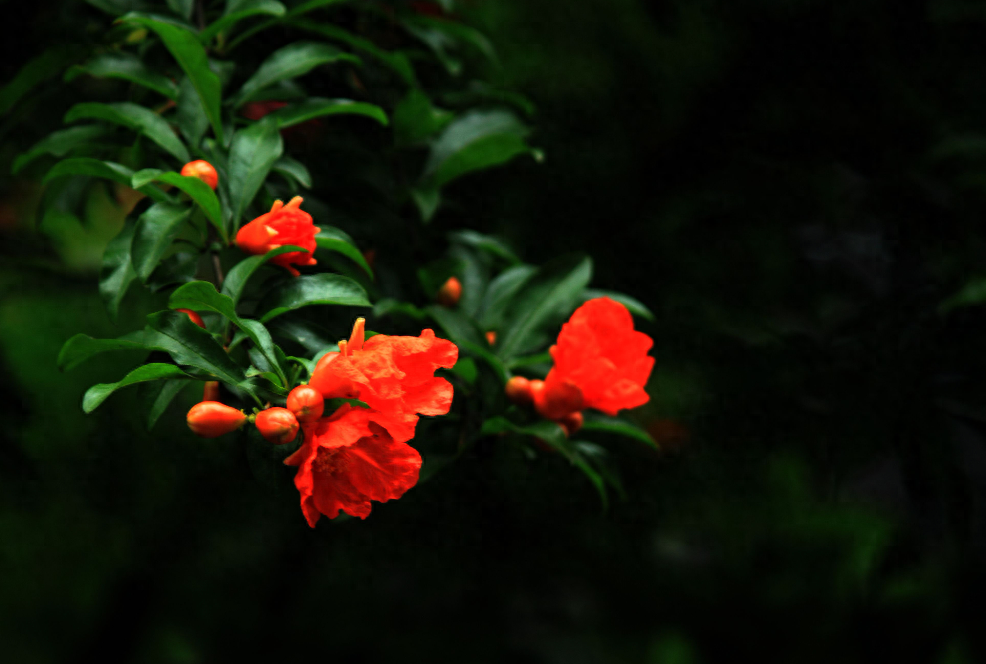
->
xmin=227 ymin=117 xmax=283 ymax=226
xmin=44 ymin=158 xmax=170 ymax=202
xmin=65 ymin=52 xmax=179 ymax=99
xmin=266 ymin=97 xmax=387 ymax=128
xmin=257 ymin=273 xmax=371 ymax=322
xmin=12 ymin=125 xmax=109 ymax=174
xmin=175 ymin=75 xmax=210 ymax=147
xmin=477 ymin=264 xmax=536 ymax=331
xmin=169 ymin=280 xmax=287 ymax=384
xmin=84 ymin=363 xmax=189 ymax=413
xmin=64 ymin=102 xmax=190 ymax=163
xmin=272 ymin=156 xmax=312 ymax=188
xmin=199 ymin=0 xmax=287 ymax=43
xmin=120 ymin=14 xmax=225 ymax=142
xmin=130 ymin=202 xmax=193 ymax=281
xmin=221 ymin=244 xmax=306 ymax=305
xmin=57 ymin=332 xmax=150 ymax=372
xmin=166 ymin=0 xmax=194 ymax=20
xmin=408 ymin=16 xmax=497 ymax=65
xmin=144 ymin=310 xmax=253 ymax=392
xmin=373 ymin=298 xmax=428 ymax=321
xmin=132 ymin=169 xmax=225 ymax=241
xmin=940 ymin=276 xmax=986 ymax=313
xmin=402 ymin=20 xmax=461 ymax=76
xmin=426 ymin=306 xmax=508 ymax=383
xmin=393 ymin=88 xmax=454 ymax=147
xmin=316 ymin=227 xmax=373 ymax=277
xmin=497 ymin=256 xmax=593 ymax=360
xmin=580 ymin=413 xmax=658 ymax=449
xmin=422 ymin=109 xmax=533 ymax=190
xmin=0 ymin=46 xmax=79 ymax=115
xmin=100 ymin=222 xmax=138 ymax=320
xmin=410 ymin=186 xmax=441 ymax=223
xmin=581 ymin=289 xmax=654 ymax=321
xmin=230 ymin=41 xmax=360 ymax=107
xmin=285 ymin=22 xmax=416 ymax=86
xmin=450 ymin=230 xmax=520 ymax=265
xmin=147 ymin=378 xmax=192 ymax=429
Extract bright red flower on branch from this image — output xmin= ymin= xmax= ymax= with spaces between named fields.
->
xmin=234 ymin=196 xmax=320 ymax=277
xmin=309 ymin=318 xmax=459 ymax=444
xmin=534 ymin=297 xmax=654 ymax=420
xmin=284 ymin=404 xmax=423 ymax=524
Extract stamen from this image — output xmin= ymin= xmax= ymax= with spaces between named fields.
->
xmin=349 ymin=317 xmax=365 ymax=352
xmin=286 ymin=196 xmax=304 ymax=209
xmin=269 ymin=200 xmax=284 ymax=214
xmin=338 ymin=339 xmax=349 ymax=357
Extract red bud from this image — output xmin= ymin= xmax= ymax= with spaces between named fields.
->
xmin=558 ymin=411 xmax=584 ymax=437
xmin=202 ymin=381 xmax=220 ymax=402
xmin=436 ymin=276 xmax=462 ymax=307
xmin=187 ymin=402 xmax=246 ymax=438
xmin=255 ymin=407 xmax=299 ymax=444
xmin=286 ymin=385 xmax=324 ymax=423
xmin=180 ymin=160 xmax=218 ymax=190
xmin=533 ymin=376 xmax=585 ymax=421
xmin=175 ymin=308 xmax=205 ymax=328
xmin=485 ymin=330 xmax=497 ymax=346
xmin=505 ymin=376 xmax=533 ymax=405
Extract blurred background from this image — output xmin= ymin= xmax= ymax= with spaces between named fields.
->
xmin=3 ymin=0 xmax=986 ymax=661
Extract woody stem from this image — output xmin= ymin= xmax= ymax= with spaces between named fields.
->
xmin=212 ymin=252 xmax=224 ymax=289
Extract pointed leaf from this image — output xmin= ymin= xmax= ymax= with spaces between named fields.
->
xmin=478 ymin=264 xmax=536 ymax=331
xmin=175 ymin=75 xmax=209 ymax=147
xmin=132 ymin=169 xmax=225 ymax=241
xmin=221 ymin=244 xmax=305 ymax=305
xmin=230 ymin=42 xmax=360 ymax=107
xmin=144 ymin=310 xmax=252 ymax=392
xmin=83 ymin=363 xmax=188 ymax=413
xmin=287 ymin=21 xmax=416 ymax=85
xmin=131 ymin=201 xmax=193 ymax=280
xmin=580 ymin=413 xmax=658 ymax=449
xmin=65 ymin=52 xmax=179 ymax=99
xmin=12 ymin=125 xmax=109 ymax=174
xmin=581 ymin=289 xmax=654 ymax=321
xmin=199 ymin=0 xmax=286 ymax=43
xmin=315 ymin=227 xmax=373 ymax=277
xmin=267 ymin=97 xmax=387 ymax=128
xmin=64 ymin=102 xmax=189 ymax=162
xmin=227 ymin=117 xmax=283 ymax=226
xmin=166 ymin=0 xmax=194 ymax=20
xmin=44 ymin=158 xmax=170 ymax=202
xmin=147 ymin=378 xmax=192 ymax=429
xmin=58 ymin=332 xmax=151 ymax=372
xmin=272 ymin=156 xmax=312 ymax=189
xmin=394 ymin=88 xmax=453 ymax=146
xmin=257 ymin=273 xmax=370 ymax=322
xmin=100 ymin=222 xmax=138 ymax=320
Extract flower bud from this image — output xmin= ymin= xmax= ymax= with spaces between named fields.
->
xmin=485 ymin=330 xmax=497 ymax=346
xmin=175 ymin=308 xmax=205 ymax=328
xmin=202 ymin=381 xmax=220 ymax=402
xmin=180 ymin=160 xmax=219 ymax=190
xmin=187 ymin=402 xmax=246 ymax=438
xmin=558 ymin=411 xmax=584 ymax=437
xmin=255 ymin=407 xmax=299 ymax=444
xmin=533 ymin=376 xmax=585 ymax=421
xmin=505 ymin=376 xmax=533 ymax=405
xmin=436 ymin=276 xmax=462 ymax=307
xmin=287 ymin=385 xmax=324 ymax=423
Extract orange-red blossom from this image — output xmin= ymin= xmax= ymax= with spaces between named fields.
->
xmin=235 ymin=196 xmax=320 ymax=277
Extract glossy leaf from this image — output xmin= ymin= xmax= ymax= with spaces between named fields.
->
xmin=316 ymin=227 xmax=373 ymax=277
xmin=221 ymin=244 xmax=306 ymax=305
xmin=44 ymin=158 xmax=169 ymax=202
xmin=227 ymin=117 xmax=283 ymax=226
xmin=12 ymin=125 xmax=109 ymax=174
xmin=199 ymin=0 xmax=287 ymax=43
xmin=99 ymin=222 xmax=138 ymax=320
xmin=285 ymin=22 xmax=416 ymax=86
xmin=393 ymin=89 xmax=454 ymax=146
xmin=84 ymin=363 xmax=189 ymax=413
xmin=496 ymin=256 xmax=593 ymax=360
xmin=144 ymin=310 xmax=252 ymax=392
xmin=57 ymin=332 xmax=151 ymax=372
xmin=422 ymin=109 xmax=532 ymax=189
xmin=131 ymin=169 xmax=225 ymax=241
xmin=257 ymin=273 xmax=371 ymax=322
xmin=131 ymin=202 xmax=193 ymax=281
xmin=581 ymin=289 xmax=654 ymax=321
xmin=272 ymin=156 xmax=312 ymax=189
xmin=65 ymin=52 xmax=179 ymax=99
xmin=175 ymin=75 xmax=209 ymax=147
xmin=147 ymin=378 xmax=192 ymax=429
xmin=477 ymin=264 xmax=536 ymax=331
xmin=230 ymin=42 xmax=360 ymax=107
xmin=580 ymin=413 xmax=658 ymax=449
xmin=408 ymin=16 xmax=497 ymax=65
xmin=267 ymin=97 xmax=387 ymax=128
xmin=450 ymin=230 xmax=520 ymax=265
xmin=120 ymin=14 xmax=225 ymax=142
xmin=373 ymin=299 xmax=428 ymax=321
xmin=64 ymin=102 xmax=189 ymax=163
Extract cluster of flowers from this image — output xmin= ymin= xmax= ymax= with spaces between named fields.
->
xmin=176 ymin=160 xmax=655 ymax=526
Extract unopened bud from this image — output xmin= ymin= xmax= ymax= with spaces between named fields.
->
xmin=505 ymin=376 xmax=533 ymax=405
xmin=485 ymin=330 xmax=497 ymax=346
xmin=255 ymin=407 xmax=299 ymax=444
xmin=287 ymin=385 xmax=324 ymax=423
xmin=558 ymin=411 xmax=584 ymax=437
xmin=533 ymin=376 xmax=585 ymax=421
xmin=175 ymin=308 xmax=205 ymax=328
xmin=187 ymin=401 xmax=246 ymax=438
xmin=436 ymin=276 xmax=462 ymax=307
xmin=180 ymin=160 xmax=219 ymax=190
xmin=202 ymin=381 xmax=220 ymax=402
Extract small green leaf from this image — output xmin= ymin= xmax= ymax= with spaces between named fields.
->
xmin=406 ymin=15 xmax=497 ymax=66
xmin=393 ymin=89 xmax=453 ymax=146
xmin=316 ymin=227 xmax=373 ymax=277
xmin=199 ymin=0 xmax=287 ymax=43
xmin=12 ymin=125 xmax=109 ymax=174
xmin=175 ymin=75 xmax=210 ymax=147
xmin=940 ymin=276 xmax=986 ymax=313
xmin=257 ymin=273 xmax=371 ymax=322
xmin=230 ymin=42 xmax=360 ymax=107
xmin=497 ymin=256 xmax=593 ymax=360
xmin=581 ymin=289 xmax=654 ymax=321
xmin=132 ymin=169 xmax=225 ymax=241
xmin=65 ymin=52 xmax=179 ymax=99
xmin=221 ymin=244 xmax=306 ymax=305
xmin=100 ymin=222 xmax=138 ymax=320
xmin=64 ymin=102 xmax=189 ymax=163
xmin=477 ymin=264 xmax=536 ymax=331
xmin=57 ymin=332 xmax=151 ymax=372
xmin=147 ymin=378 xmax=192 ymax=429
xmin=166 ymin=0 xmax=194 ymax=20
xmin=373 ymin=298 xmax=428 ymax=321
xmin=266 ymin=97 xmax=388 ymax=128
xmin=284 ymin=22 xmax=416 ymax=86
xmin=227 ymin=117 xmax=283 ymax=226
xmin=272 ymin=156 xmax=312 ymax=189
xmin=450 ymin=230 xmax=520 ymax=264
xmin=44 ymin=158 xmax=170 ymax=202
xmin=83 ymin=363 xmax=188 ymax=413
xmin=120 ymin=13 xmax=225 ymax=142
xmin=131 ymin=202 xmax=193 ymax=281
xmin=410 ymin=186 xmax=440 ymax=222
xmin=580 ymin=413 xmax=658 ymax=449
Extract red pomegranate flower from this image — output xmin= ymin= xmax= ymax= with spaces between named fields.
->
xmin=309 ymin=318 xmax=459 ymax=444
xmin=234 ymin=196 xmax=320 ymax=277
xmin=284 ymin=404 xmax=423 ymax=524
xmin=534 ymin=297 xmax=653 ymax=420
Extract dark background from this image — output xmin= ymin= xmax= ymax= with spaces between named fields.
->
xmin=3 ymin=0 xmax=986 ymax=661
